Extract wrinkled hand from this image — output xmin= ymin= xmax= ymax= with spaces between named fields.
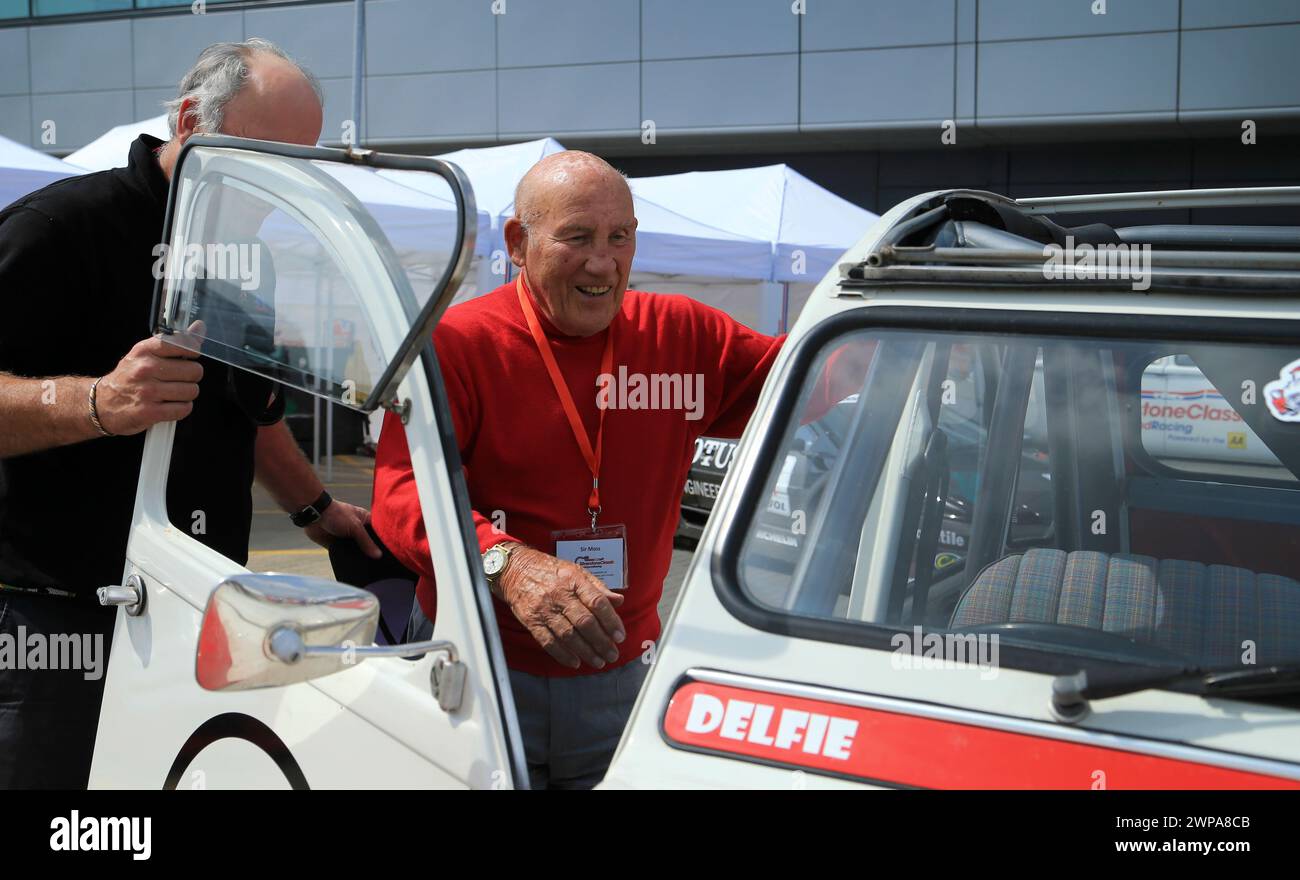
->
xmin=498 ymin=546 xmax=626 ymax=670
xmin=96 ymin=322 xmax=206 ymax=436
xmin=305 ymin=500 xmax=381 ymax=559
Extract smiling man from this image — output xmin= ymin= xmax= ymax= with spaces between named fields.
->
xmin=373 ymin=151 xmax=786 ymax=789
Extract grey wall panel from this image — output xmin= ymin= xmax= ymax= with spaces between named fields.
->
xmin=803 ymin=0 xmax=957 ymax=51
xmin=0 ymin=95 xmax=32 ymax=146
xmin=641 ymin=0 xmax=796 ymax=60
xmin=643 ymin=55 xmax=797 ymax=128
xmin=29 ymin=20 xmax=132 ymax=93
xmin=366 ymin=70 xmax=495 ymax=140
xmin=977 ymin=32 xmax=1178 ymax=118
xmin=134 ymin=87 xmax=172 ymax=121
xmin=1182 ymin=0 xmax=1300 ymax=29
xmin=497 ymin=0 xmax=638 ymax=68
xmin=366 ymin=0 xmax=496 ymax=75
xmin=802 ymin=45 xmax=953 ymax=124
xmin=1180 ymin=25 xmax=1300 ymax=111
xmin=498 ymin=62 xmax=637 ymax=134
xmin=132 ymin=11 xmax=243 ymax=89
xmin=31 ymin=89 xmax=134 ymax=149
xmin=977 ymin=0 xmax=1178 ymax=41
xmin=955 ymin=42 xmax=974 ymax=119
xmin=957 ymin=0 xmax=977 ymax=42
xmin=317 ymin=76 xmax=353 ymax=142
xmin=245 ymin=2 xmax=355 ymax=80
xmin=0 ymin=27 xmax=29 ymax=96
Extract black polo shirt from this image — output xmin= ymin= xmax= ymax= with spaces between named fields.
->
xmin=0 ymin=135 xmax=279 ymax=600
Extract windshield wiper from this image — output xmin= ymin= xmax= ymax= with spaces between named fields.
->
xmin=1050 ymin=663 xmax=1300 ymax=723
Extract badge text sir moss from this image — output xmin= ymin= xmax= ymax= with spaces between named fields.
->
xmin=49 ymin=812 xmax=151 ymax=861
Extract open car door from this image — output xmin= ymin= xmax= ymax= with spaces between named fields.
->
xmin=89 ymin=135 xmax=527 ymax=789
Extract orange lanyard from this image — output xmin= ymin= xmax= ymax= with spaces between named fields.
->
xmin=516 ymin=275 xmax=614 ymax=527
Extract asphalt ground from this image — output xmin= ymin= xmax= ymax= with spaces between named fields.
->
xmin=249 ymin=455 xmax=695 ymax=624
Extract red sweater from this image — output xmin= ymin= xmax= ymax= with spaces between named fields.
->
xmin=373 ymin=279 xmax=784 ymax=676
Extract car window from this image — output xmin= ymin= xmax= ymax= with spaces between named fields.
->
xmin=155 ymin=144 xmax=465 ymax=410
xmin=1140 ymin=353 xmax=1295 ymax=484
xmin=736 ymin=327 xmax=1300 ymax=673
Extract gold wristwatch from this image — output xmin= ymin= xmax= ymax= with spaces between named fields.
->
xmin=482 ymin=543 xmax=516 ymax=591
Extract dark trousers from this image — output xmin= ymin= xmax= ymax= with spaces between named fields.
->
xmin=407 ymin=598 xmax=646 ymax=790
xmin=0 ymin=592 xmax=117 ymax=789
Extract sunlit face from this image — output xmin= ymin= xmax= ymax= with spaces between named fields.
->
xmin=509 ymin=168 xmax=637 ymax=337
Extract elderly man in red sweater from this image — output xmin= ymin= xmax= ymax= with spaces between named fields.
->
xmin=373 ymin=151 xmax=784 ymax=789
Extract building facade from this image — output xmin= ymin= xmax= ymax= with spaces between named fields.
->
xmin=1 ymin=0 xmax=1298 ymax=217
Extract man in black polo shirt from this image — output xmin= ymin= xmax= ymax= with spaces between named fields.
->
xmin=0 ymin=39 xmax=379 ymax=789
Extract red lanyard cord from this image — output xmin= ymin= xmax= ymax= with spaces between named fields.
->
xmin=515 ymin=275 xmax=614 ymax=522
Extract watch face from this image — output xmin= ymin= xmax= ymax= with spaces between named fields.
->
xmin=483 ymin=547 xmax=505 ymax=576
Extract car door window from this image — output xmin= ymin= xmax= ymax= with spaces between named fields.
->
xmin=153 ymin=142 xmax=468 ymax=410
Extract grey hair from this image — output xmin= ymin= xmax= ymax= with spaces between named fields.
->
xmin=164 ymin=38 xmax=323 ymax=137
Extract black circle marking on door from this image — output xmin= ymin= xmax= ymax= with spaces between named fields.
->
xmin=163 ymin=712 xmax=309 ymax=790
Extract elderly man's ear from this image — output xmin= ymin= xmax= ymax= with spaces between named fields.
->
xmin=174 ymin=98 xmax=201 ymax=146
xmin=503 ymin=216 xmax=528 ymax=269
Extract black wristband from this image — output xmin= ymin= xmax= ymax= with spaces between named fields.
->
xmin=290 ymin=490 xmax=333 ymax=527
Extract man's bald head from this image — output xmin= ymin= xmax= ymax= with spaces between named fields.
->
xmin=504 ymin=151 xmax=638 ymax=337
xmin=514 ymin=151 xmax=631 ymax=229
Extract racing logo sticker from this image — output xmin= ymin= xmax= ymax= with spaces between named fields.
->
xmin=661 ymin=678 xmax=1300 ymax=789
xmin=1264 ymin=358 xmax=1300 ymax=423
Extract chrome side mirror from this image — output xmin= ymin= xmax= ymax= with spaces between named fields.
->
xmin=196 ymin=573 xmax=379 ymax=691
xmin=195 ymin=573 xmax=465 ymax=710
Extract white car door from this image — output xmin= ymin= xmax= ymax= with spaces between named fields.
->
xmin=89 ymin=135 xmax=526 ymax=789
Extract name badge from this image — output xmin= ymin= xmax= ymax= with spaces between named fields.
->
xmin=553 ymin=523 xmax=628 ymax=590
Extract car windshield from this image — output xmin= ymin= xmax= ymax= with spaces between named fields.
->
xmin=737 ymin=326 xmax=1300 ymax=675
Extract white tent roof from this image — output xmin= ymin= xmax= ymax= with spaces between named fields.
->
xmin=64 ymin=114 xmax=170 ymax=172
xmin=0 ymin=134 xmax=79 ymax=208
xmin=628 ymin=164 xmax=878 ymax=282
xmin=66 ymin=114 xmax=493 ymax=256
xmin=432 ymin=137 xmax=566 ymax=222
xmin=383 ymin=137 xmax=773 ymax=277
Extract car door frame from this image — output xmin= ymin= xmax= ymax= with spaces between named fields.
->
xmin=90 ymin=135 xmax=528 ymax=789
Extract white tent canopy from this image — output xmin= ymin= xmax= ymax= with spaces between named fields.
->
xmin=64 ymin=113 xmax=493 ymax=259
xmin=628 ymin=164 xmax=878 ymax=284
xmin=0 ymin=134 xmax=79 ymax=208
xmin=434 ymin=137 xmax=565 ymax=222
xmin=64 ymin=114 xmax=170 ymax=172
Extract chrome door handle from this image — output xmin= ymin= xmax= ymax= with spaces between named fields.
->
xmin=98 ymin=573 xmax=147 ymax=616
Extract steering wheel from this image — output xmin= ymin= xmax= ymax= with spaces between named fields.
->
xmin=950 ymin=622 xmax=1188 ymax=664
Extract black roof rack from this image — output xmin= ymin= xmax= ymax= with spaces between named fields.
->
xmin=842 ymin=188 xmax=1300 ymax=295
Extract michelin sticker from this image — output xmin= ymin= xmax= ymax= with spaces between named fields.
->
xmin=1264 ymin=359 xmax=1300 ymax=423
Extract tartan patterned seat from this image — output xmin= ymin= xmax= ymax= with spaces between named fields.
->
xmin=950 ymin=548 xmax=1300 ymax=666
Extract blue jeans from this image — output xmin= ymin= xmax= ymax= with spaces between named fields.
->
xmin=407 ymin=598 xmax=648 ymax=789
